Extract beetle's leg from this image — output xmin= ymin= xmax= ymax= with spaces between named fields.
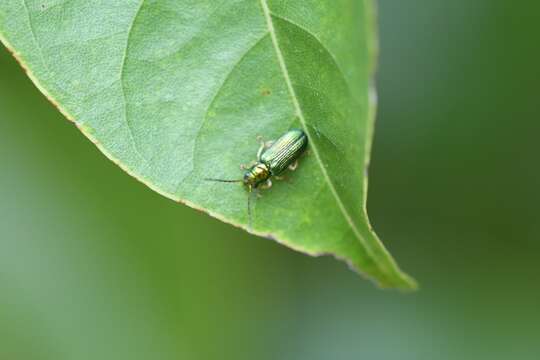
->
xmin=259 ymin=179 xmax=272 ymax=190
xmin=256 ymin=136 xmax=275 ymax=160
xmin=274 ymin=174 xmax=291 ymax=183
xmin=257 ymin=142 xmax=275 ymax=160
xmin=252 ymin=186 xmax=263 ymax=198
xmin=300 ymin=149 xmax=310 ymax=158
xmin=240 ymin=161 xmax=257 ymax=170
xmin=288 ymin=160 xmax=299 ymax=171
xmin=256 ymin=142 xmax=265 ymax=160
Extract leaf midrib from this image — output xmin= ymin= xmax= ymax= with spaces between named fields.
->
xmin=259 ymin=0 xmax=394 ymax=276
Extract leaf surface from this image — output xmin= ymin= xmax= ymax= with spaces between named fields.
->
xmin=0 ymin=0 xmax=416 ymax=289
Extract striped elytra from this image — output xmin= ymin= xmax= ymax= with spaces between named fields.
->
xmin=260 ymin=128 xmax=308 ymax=176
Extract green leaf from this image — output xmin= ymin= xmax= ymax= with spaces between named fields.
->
xmin=0 ymin=0 xmax=416 ymax=289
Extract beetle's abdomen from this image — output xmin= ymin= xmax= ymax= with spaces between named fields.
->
xmin=261 ymin=129 xmax=308 ymax=175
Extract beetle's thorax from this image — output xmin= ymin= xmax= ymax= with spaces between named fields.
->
xmin=243 ymin=162 xmax=270 ymax=188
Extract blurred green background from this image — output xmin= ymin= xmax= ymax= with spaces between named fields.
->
xmin=1 ymin=1 xmax=539 ymax=359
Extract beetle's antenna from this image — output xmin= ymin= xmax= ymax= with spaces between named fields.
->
xmin=204 ymin=178 xmax=243 ymax=183
xmin=205 ymin=178 xmax=255 ymax=229
xmin=247 ymin=186 xmax=257 ymax=230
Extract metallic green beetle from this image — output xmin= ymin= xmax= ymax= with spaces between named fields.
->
xmin=206 ymin=128 xmax=308 ymax=225
xmin=243 ymin=128 xmax=308 ymax=189
xmin=207 ymin=128 xmax=308 ymax=189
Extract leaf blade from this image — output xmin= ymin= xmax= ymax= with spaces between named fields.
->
xmin=0 ymin=0 xmax=416 ymax=289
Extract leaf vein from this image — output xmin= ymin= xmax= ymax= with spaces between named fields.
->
xmin=259 ymin=0 xmax=384 ymax=271
xmin=267 ymin=12 xmax=354 ymax=98
xmin=175 ymin=33 xmax=271 ymax=193
xmin=119 ymin=0 xmax=148 ymax=167
xmin=21 ymin=0 xmax=50 ymax=76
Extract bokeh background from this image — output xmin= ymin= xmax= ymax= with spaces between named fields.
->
xmin=1 ymin=1 xmax=539 ymax=359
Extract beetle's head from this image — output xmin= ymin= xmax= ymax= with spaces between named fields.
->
xmin=243 ymin=163 xmax=270 ymax=188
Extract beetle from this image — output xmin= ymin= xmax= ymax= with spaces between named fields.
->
xmin=206 ymin=128 xmax=308 ymax=226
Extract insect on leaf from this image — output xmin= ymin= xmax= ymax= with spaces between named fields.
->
xmin=0 ymin=0 xmax=416 ymax=289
